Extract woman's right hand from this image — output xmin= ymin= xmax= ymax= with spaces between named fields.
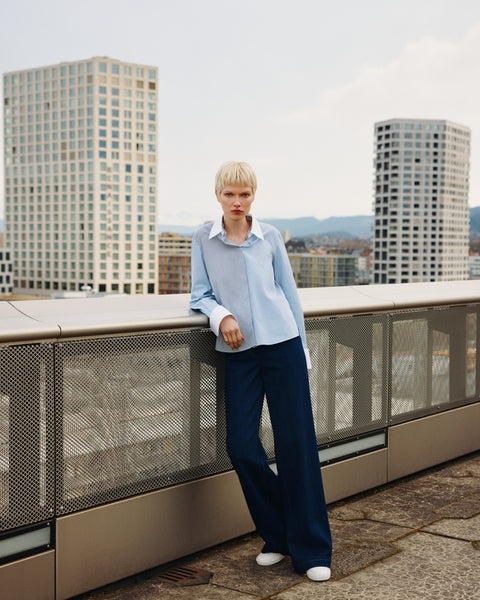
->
xmin=219 ymin=315 xmax=245 ymax=350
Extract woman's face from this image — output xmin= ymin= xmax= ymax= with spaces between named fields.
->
xmin=216 ymin=184 xmax=255 ymax=222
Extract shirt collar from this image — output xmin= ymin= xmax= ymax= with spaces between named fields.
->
xmin=249 ymin=216 xmax=264 ymax=240
xmin=209 ymin=215 xmax=264 ymax=240
xmin=209 ymin=216 xmax=224 ymax=239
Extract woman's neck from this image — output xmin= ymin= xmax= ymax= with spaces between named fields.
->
xmin=223 ymin=215 xmax=251 ymax=244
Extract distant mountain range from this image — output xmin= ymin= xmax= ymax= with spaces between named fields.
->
xmin=1 ymin=209 xmax=480 ymax=239
xmin=157 ymin=215 xmax=373 ymax=239
xmin=261 ymin=216 xmax=373 ymax=238
xmin=159 ymin=207 xmax=480 ymax=239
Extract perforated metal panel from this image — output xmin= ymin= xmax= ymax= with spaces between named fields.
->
xmin=0 ymin=344 xmax=55 ymax=533
xmin=304 ymin=314 xmax=390 ymax=446
xmin=390 ymin=305 xmax=480 ymax=424
xmin=2 ymin=302 xmax=479 ymax=531
xmin=55 ymin=329 xmax=229 ymax=515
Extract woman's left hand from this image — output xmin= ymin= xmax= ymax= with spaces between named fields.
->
xmin=219 ymin=315 xmax=245 ymax=350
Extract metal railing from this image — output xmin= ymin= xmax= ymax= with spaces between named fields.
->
xmin=0 ymin=281 xmax=479 ymax=558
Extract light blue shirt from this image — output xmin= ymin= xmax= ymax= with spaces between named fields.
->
xmin=189 ymin=216 xmax=310 ymax=365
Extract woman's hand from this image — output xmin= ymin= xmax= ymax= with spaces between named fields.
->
xmin=220 ymin=315 xmax=245 ymax=350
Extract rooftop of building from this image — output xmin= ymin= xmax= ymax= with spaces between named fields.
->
xmin=3 ymin=55 xmax=158 ymax=75
xmin=1 ymin=283 xmax=478 ymax=599
xmin=374 ymin=117 xmax=471 ymax=132
xmin=78 ymin=450 xmax=480 ymax=600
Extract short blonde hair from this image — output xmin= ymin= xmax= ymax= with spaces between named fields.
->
xmin=215 ymin=161 xmax=257 ymax=194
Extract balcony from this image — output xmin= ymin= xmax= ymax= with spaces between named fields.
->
xmin=0 ymin=281 xmax=479 ymax=599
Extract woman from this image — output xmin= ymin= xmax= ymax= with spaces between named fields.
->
xmin=190 ymin=161 xmax=332 ymax=581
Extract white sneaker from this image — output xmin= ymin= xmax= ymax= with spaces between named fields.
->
xmin=306 ymin=566 xmax=331 ymax=581
xmin=255 ymin=552 xmax=286 ymax=566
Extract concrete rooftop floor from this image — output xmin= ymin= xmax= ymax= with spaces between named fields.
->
xmin=77 ymin=451 xmax=480 ymax=600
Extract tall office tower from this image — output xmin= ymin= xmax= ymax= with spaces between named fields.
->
xmin=373 ymin=119 xmax=470 ymax=284
xmin=3 ymin=57 xmax=158 ymax=295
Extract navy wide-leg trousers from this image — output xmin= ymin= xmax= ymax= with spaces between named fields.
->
xmin=224 ymin=336 xmax=332 ymax=572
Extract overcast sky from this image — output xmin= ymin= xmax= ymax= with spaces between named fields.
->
xmin=2 ymin=0 xmax=480 ymax=224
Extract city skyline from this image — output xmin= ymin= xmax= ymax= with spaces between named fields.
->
xmin=2 ymin=1 xmax=480 ymax=225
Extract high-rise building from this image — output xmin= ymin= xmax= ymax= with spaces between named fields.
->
xmin=373 ymin=119 xmax=470 ymax=284
xmin=158 ymin=232 xmax=192 ymax=294
xmin=3 ymin=57 xmax=158 ymax=295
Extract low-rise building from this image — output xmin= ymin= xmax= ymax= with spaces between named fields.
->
xmin=158 ymin=233 xmax=192 ymax=294
xmin=469 ymin=255 xmax=480 ymax=279
xmin=288 ymin=253 xmax=358 ymax=288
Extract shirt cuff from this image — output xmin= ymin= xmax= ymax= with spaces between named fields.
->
xmin=209 ymin=305 xmax=233 ymax=336
xmin=304 ymin=347 xmax=312 ymax=370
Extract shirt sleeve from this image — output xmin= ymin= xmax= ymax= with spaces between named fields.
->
xmin=189 ymin=236 xmax=233 ymax=335
xmin=271 ymin=230 xmax=311 ymax=368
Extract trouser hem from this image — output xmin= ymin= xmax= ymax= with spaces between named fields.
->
xmin=262 ymin=542 xmax=289 ymax=556
xmin=293 ymin=559 xmax=332 ymax=573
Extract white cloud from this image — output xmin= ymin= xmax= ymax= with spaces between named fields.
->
xmin=283 ymin=23 xmax=480 ymax=126
xmin=3 ymin=16 xmax=480 ymax=226
xmin=274 ymin=22 xmax=480 ymax=217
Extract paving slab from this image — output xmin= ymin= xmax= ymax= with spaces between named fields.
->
xmin=329 ymin=465 xmax=480 ymax=529
xmin=80 ymin=580 xmax=258 ymax=600
xmin=329 ymin=518 xmax=410 ymax=548
xmin=78 ymin=451 xmax=480 ymax=600
xmin=272 ymin=532 xmax=480 ymax=600
xmin=433 ymin=492 xmax=480 ymax=519
xmin=423 ymin=514 xmax=480 ymax=542
xmin=330 ymin=540 xmax=400 ymax=580
xmin=440 ymin=454 xmax=480 ymax=479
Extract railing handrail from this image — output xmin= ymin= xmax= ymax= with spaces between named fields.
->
xmin=2 ymin=280 xmax=480 ymax=343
